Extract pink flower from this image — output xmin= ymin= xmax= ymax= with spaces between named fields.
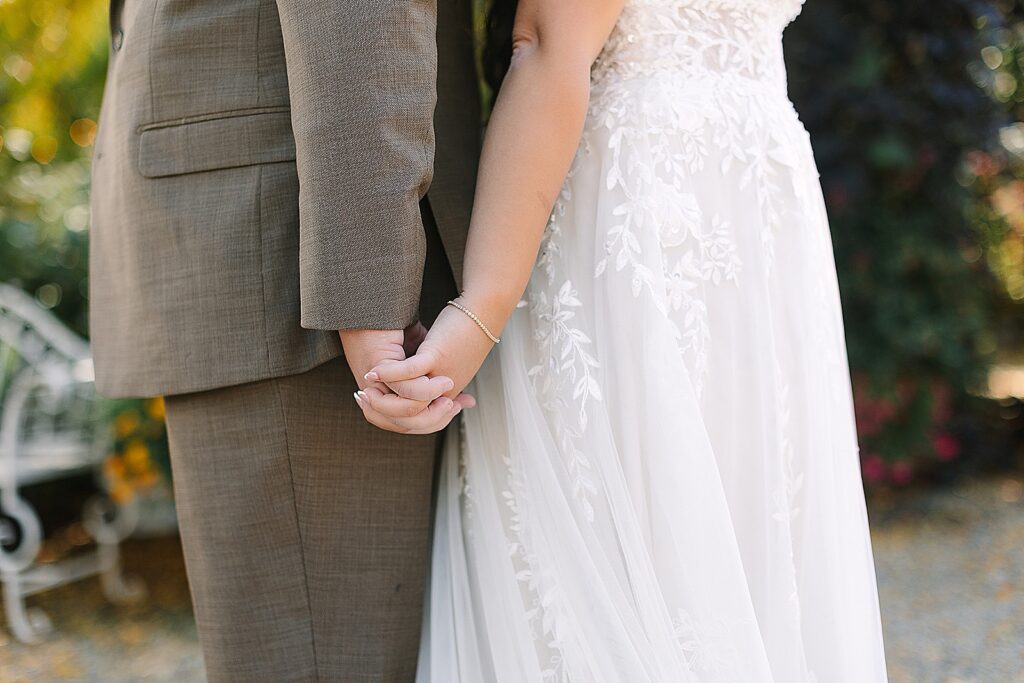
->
xmin=862 ymin=454 xmax=888 ymax=483
xmin=932 ymin=432 xmax=960 ymax=461
xmin=854 ymin=395 xmax=898 ymax=439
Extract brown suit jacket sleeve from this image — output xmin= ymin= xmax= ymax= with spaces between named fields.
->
xmin=275 ymin=0 xmax=437 ymax=331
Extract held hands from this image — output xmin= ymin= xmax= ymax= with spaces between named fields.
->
xmin=354 ymin=298 xmax=500 ymax=433
xmin=339 ymin=323 xmax=475 ymax=434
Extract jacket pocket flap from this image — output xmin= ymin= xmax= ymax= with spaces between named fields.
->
xmin=138 ymin=109 xmax=295 ymax=178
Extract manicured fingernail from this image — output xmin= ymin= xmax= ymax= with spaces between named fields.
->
xmin=356 ymin=390 xmax=368 ymax=401
xmin=353 ymin=391 xmax=363 ymax=405
xmin=364 ymin=371 xmax=379 ymax=381
xmin=442 ymin=378 xmax=455 ymax=392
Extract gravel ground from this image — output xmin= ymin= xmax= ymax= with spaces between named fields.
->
xmin=1 ymin=476 xmax=1022 ymax=682
xmin=873 ymin=477 xmax=1024 ymax=683
xmin=0 ymin=535 xmax=203 ymax=683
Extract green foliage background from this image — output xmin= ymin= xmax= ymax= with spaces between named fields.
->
xmin=784 ymin=0 xmax=1024 ymax=483
xmin=1 ymin=0 xmax=106 ymax=335
xmin=2 ymin=0 xmax=1022 ymax=490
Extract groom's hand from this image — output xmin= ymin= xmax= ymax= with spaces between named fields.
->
xmin=361 ymin=302 xmax=495 ymax=434
xmin=338 ymin=326 xmax=468 ymax=434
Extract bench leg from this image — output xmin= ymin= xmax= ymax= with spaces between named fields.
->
xmin=2 ymin=570 xmax=51 ymax=643
xmin=0 ymin=494 xmax=50 ymax=643
xmin=84 ymin=494 xmax=146 ymax=604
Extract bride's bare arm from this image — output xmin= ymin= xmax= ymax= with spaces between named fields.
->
xmin=460 ymin=0 xmax=626 ymax=326
xmin=358 ymin=0 xmax=625 ymax=421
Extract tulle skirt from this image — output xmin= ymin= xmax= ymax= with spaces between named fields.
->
xmin=417 ymin=71 xmax=888 ymax=683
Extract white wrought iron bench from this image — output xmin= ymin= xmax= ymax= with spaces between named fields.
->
xmin=0 ymin=282 xmax=145 ymax=643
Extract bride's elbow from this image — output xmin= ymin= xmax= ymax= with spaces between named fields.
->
xmin=510 ymin=0 xmax=618 ymax=71
xmin=510 ymin=28 xmax=539 ymax=65
xmin=509 ymin=28 xmax=595 ymax=84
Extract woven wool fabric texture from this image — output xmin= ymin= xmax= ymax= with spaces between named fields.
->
xmin=164 ymin=358 xmax=443 ymax=681
xmin=89 ymin=0 xmax=480 ymax=398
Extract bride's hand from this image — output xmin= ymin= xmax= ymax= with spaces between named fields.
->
xmin=357 ymin=301 xmax=500 ymax=430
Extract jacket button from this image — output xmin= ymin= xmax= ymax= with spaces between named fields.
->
xmin=112 ymin=28 xmax=124 ymax=51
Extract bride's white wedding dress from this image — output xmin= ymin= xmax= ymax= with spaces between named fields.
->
xmin=418 ymin=0 xmax=888 ymax=680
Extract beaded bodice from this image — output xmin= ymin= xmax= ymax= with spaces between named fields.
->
xmin=593 ymin=0 xmax=806 ymax=94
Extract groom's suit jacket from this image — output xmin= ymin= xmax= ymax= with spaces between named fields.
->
xmin=89 ymin=0 xmax=481 ymax=397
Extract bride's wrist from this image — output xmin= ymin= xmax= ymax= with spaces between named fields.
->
xmin=451 ymin=289 xmax=515 ymax=340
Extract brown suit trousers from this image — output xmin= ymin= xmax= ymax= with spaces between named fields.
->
xmin=164 ymin=359 xmax=440 ymax=682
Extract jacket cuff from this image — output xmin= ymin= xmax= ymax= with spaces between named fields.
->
xmin=298 ymin=251 xmax=425 ymax=331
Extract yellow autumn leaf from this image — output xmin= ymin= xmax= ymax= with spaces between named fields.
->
xmin=123 ymin=440 xmax=150 ymax=472
xmin=114 ymin=410 xmax=141 ymax=438
xmin=145 ymin=396 xmax=165 ymax=420
xmin=110 ymin=482 xmax=133 ymax=504
xmin=103 ymin=455 xmax=125 ymax=478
